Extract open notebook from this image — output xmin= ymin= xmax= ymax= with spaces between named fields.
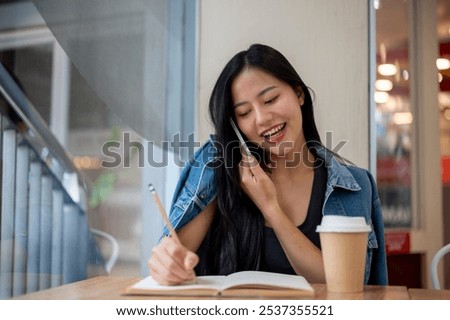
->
xmin=124 ymin=271 xmax=315 ymax=297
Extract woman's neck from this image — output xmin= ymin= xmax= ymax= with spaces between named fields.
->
xmin=269 ymin=144 xmax=315 ymax=179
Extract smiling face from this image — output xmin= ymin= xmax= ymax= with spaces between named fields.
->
xmin=231 ymin=67 xmax=305 ymax=158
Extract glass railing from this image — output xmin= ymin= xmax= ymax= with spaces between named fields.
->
xmin=0 ymin=63 xmax=105 ymax=299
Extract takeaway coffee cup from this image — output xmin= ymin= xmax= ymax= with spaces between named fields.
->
xmin=316 ymin=215 xmax=371 ymax=293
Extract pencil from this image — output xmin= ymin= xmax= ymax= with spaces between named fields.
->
xmin=148 ymin=183 xmax=180 ymax=243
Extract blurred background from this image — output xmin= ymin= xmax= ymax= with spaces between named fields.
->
xmin=0 ymin=0 xmax=448 ymax=299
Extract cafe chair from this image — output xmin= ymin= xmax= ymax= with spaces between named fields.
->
xmin=91 ymin=228 xmax=120 ymax=274
xmin=430 ymin=243 xmax=450 ymax=289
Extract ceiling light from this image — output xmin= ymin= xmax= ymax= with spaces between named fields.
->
xmin=373 ymin=0 xmax=380 ymax=10
xmin=402 ymin=69 xmax=409 ymax=81
xmin=439 ymin=73 xmax=443 ymax=83
xmin=74 ymin=156 xmax=102 ymax=170
xmin=392 ymin=112 xmax=413 ymax=125
xmin=439 ymin=92 xmax=450 ymax=107
xmin=374 ymin=91 xmax=389 ymax=104
xmin=379 ymin=43 xmax=387 ymax=63
xmin=375 ymin=79 xmax=393 ymax=91
xmin=378 ymin=63 xmax=397 ymax=76
xmin=436 ymin=58 xmax=450 ymax=70
xmin=384 ymin=98 xmax=397 ymax=112
xmin=445 ymin=109 xmax=450 ymax=120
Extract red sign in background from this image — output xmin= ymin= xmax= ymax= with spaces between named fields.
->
xmin=378 ymin=156 xmax=450 ymax=184
xmin=385 ymin=232 xmax=411 ymax=255
xmin=377 ymin=156 xmax=411 ymax=185
xmin=442 ymin=156 xmax=450 ymax=184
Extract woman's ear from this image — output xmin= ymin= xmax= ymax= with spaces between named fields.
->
xmin=296 ymin=87 xmax=305 ymax=106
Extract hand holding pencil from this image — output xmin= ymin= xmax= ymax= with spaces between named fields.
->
xmin=147 ymin=184 xmax=198 ymax=285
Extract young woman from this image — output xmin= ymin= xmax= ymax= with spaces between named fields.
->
xmin=148 ymin=44 xmax=388 ymax=286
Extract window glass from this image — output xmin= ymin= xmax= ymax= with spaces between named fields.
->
xmin=375 ymin=0 xmax=413 ymax=228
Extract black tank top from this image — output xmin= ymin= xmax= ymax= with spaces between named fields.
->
xmin=260 ymin=161 xmax=327 ymax=274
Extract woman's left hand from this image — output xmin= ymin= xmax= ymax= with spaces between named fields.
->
xmin=239 ymin=155 xmax=279 ymax=215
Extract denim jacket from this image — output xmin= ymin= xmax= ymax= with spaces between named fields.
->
xmin=163 ymin=135 xmax=388 ymax=285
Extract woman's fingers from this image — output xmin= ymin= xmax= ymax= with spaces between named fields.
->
xmin=148 ymin=237 xmax=198 ymax=285
xmin=240 ymin=154 xmax=256 ymax=168
xmin=184 ymin=250 xmax=199 ymax=270
xmin=239 ymin=155 xmax=266 ymax=185
xmin=238 ymin=154 xmax=278 ymax=212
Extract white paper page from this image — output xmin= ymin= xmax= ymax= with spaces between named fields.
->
xmin=223 ymin=271 xmax=313 ymax=291
xmin=131 ymin=275 xmax=226 ymax=291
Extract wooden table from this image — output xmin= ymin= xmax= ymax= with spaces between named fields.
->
xmin=408 ymin=288 xmax=450 ymax=300
xmin=15 ymin=276 xmax=411 ymax=300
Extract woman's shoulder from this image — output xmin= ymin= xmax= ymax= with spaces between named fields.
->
xmin=188 ymin=135 xmax=217 ymax=167
xmin=345 ymin=165 xmax=377 ymax=188
xmin=316 ymin=146 xmax=376 ymax=191
xmin=167 ymin=136 xmax=218 ymax=233
xmin=176 ymin=135 xmax=217 ymax=190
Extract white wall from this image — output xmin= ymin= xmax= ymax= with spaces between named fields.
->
xmin=197 ymin=0 xmax=370 ymax=168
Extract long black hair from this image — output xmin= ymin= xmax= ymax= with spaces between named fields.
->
xmin=199 ymin=44 xmax=323 ymax=275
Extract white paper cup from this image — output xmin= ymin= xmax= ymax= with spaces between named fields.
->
xmin=316 ymin=215 xmax=371 ymax=293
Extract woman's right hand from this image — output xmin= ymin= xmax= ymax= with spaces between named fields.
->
xmin=239 ymin=155 xmax=279 ymax=217
xmin=147 ymin=236 xmax=199 ymax=285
